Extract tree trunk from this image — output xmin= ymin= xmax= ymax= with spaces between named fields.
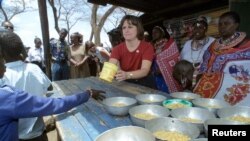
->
xmin=94 ymin=26 xmax=101 ymax=45
xmin=89 ymin=29 xmax=94 ymax=41
xmin=90 ymin=4 xmax=98 ymax=42
xmin=91 ymin=4 xmax=117 ymax=45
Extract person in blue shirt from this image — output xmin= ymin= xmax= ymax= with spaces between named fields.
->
xmin=0 ymin=57 xmax=105 ymax=141
xmin=50 ymin=28 xmax=70 ymax=81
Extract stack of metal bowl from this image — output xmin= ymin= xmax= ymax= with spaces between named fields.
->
xmin=135 ymin=94 xmax=166 ymax=105
xmin=204 ymin=118 xmax=243 ymax=137
xmin=129 ymin=105 xmax=170 ymax=127
xmin=192 ymin=98 xmax=230 ymax=114
xmin=170 ymin=92 xmax=201 ymax=101
xmin=170 ymin=107 xmax=216 ymax=133
xmin=95 ymin=126 xmax=155 ymax=141
xmin=145 ymin=117 xmax=200 ymax=141
xmin=217 ymin=106 xmax=250 ymax=124
xmin=102 ymin=97 xmax=137 ymax=116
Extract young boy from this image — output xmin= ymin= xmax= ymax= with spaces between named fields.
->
xmin=1 ymin=29 xmax=52 ymax=140
xmin=0 ymin=57 xmax=105 ymax=141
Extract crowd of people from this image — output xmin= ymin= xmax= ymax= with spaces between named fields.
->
xmin=0 ymin=10 xmax=249 ymax=141
xmin=107 ymin=11 xmax=249 ymax=108
xmin=173 ymin=11 xmax=250 ymax=107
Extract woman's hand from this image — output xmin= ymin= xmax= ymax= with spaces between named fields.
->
xmin=75 ymin=62 xmax=82 ymax=67
xmin=74 ymin=62 xmax=79 ymax=67
xmin=115 ymin=70 xmax=127 ymax=81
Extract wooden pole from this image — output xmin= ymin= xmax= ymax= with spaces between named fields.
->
xmin=37 ymin=0 xmax=51 ymax=79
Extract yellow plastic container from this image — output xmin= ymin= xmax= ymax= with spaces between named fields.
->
xmin=99 ymin=62 xmax=118 ymax=82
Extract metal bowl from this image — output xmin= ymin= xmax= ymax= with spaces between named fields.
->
xmin=102 ymin=97 xmax=137 ymax=116
xmin=145 ymin=117 xmax=200 ymax=140
xmin=129 ymin=105 xmax=170 ymax=127
xmin=163 ymin=99 xmax=192 ymax=110
xmin=192 ymin=98 xmax=230 ymax=114
xmin=170 ymin=107 xmax=216 ymax=133
xmin=135 ymin=94 xmax=167 ymax=105
xmin=170 ymin=92 xmax=201 ymax=101
xmin=217 ymin=106 xmax=250 ymax=124
xmin=95 ymin=126 xmax=155 ymax=141
xmin=204 ymin=118 xmax=243 ymax=137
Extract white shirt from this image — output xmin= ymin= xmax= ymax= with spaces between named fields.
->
xmin=181 ymin=37 xmax=215 ymax=64
xmin=26 ymin=47 xmax=45 ymax=66
xmin=1 ymin=61 xmax=51 ymax=139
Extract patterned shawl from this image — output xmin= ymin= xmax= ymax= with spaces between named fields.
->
xmin=194 ymin=33 xmax=250 ymax=106
xmin=156 ymin=38 xmax=182 ymax=93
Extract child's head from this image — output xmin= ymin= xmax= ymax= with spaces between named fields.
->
xmin=173 ymin=60 xmax=194 ymax=90
xmin=0 ymin=30 xmax=24 ymax=61
xmin=0 ymin=57 xmax=6 ymax=78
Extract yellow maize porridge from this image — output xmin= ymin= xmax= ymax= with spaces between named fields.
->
xmin=164 ymin=103 xmax=188 ymax=109
xmin=228 ymin=115 xmax=250 ymax=124
xmin=112 ymin=103 xmax=127 ymax=107
xmin=180 ymin=117 xmax=203 ymax=123
xmin=153 ymin=130 xmax=190 ymax=141
xmin=133 ymin=113 xmax=157 ymax=120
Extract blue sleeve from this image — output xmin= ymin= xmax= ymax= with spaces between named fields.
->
xmin=13 ymin=89 xmax=91 ymax=118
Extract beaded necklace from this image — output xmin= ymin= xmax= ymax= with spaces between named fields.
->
xmin=191 ymin=37 xmax=209 ymax=51
xmin=192 ymin=68 xmax=200 ymax=88
xmin=190 ymin=37 xmax=209 ymax=88
xmin=190 ymin=37 xmax=209 ymax=66
xmin=221 ymin=32 xmax=238 ymax=45
xmin=214 ymin=32 xmax=246 ymax=52
xmin=154 ymin=38 xmax=168 ymax=54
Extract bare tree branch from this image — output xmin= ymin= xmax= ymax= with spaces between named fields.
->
xmin=89 ymin=4 xmax=117 ymax=44
xmin=91 ymin=4 xmax=98 ymax=28
xmin=48 ymin=0 xmax=85 ymax=41
xmin=0 ymin=4 xmax=8 ymax=21
xmin=48 ymin=0 xmax=60 ymax=33
xmin=0 ymin=0 xmax=31 ymax=22
xmin=58 ymin=0 xmax=62 ymax=20
xmin=69 ymin=17 xmax=82 ymax=29
xmin=98 ymin=5 xmax=116 ymax=28
xmin=89 ymin=4 xmax=98 ymax=41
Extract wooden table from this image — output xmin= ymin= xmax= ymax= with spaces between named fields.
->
xmin=51 ymin=77 xmax=167 ymax=141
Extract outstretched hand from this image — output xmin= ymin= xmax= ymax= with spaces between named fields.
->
xmin=88 ymin=89 xmax=106 ymax=101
